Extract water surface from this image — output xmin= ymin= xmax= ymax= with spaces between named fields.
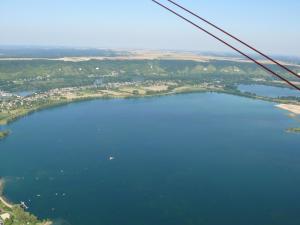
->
xmin=0 ymin=93 xmax=300 ymax=225
xmin=15 ymin=91 xmax=35 ymax=97
xmin=238 ymin=84 xmax=300 ymax=98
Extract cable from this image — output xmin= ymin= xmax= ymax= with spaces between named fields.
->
xmin=152 ymin=0 xmax=300 ymax=91
xmin=166 ymin=0 xmax=300 ymax=79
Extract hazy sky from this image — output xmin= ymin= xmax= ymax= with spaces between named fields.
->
xmin=1 ymin=0 xmax=299 ymax=56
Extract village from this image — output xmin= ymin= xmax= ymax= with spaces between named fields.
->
xmin=0 ymin=79 xmax=223 ymax=127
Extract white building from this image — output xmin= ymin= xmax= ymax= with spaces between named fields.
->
xmin=0 ymin=213 xmax=10 ymax=221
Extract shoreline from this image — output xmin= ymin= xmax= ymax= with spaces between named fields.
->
xmin=0 ymin=178 xmax=52 ymax=225
xmin=0 ymin=89 xmax=299 ymax=223
xmin=0 ymin=196 xmax=13 ymax=209
xmin=0 ymin=130 xmax=10 ymax=140
xmin=1 ymin=88 xmax=299 ymax=127
xmin=0 ymin=88 xmax=212 ymax=126
xmin=0 ymin=179 xmax=13 ymax=209
xmin=276 ymin=104 xmax=300 ymax=115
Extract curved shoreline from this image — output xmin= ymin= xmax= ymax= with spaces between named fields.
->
xmin=0 ymin=179 xmax=12 ymax=208
xmin=276 ymin=104 xmax=300 ymax=115
xmin=0 ymin=196 xmax=13 ymax=209
xmin=1 ymin=87 xmax=299 ymax=128
xmin=0 ymin=178 xmax=52 ymax=224
xmin=0 ymin=88 xmax=299 ymax=224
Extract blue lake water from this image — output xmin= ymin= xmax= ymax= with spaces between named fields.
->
xmin=15 ymin=91 xmax=35 ymax=97
xmin=1 ymin=93 xmax=300 ymax=225
xmin=238 ymin=84 xmax=300 ymax=98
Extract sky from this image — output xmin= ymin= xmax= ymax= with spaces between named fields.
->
xmin=1 ymin=0 xmax=299 ymax=56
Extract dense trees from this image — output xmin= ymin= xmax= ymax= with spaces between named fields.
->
xmin=0 ymin=59 xmax=298 ymax=92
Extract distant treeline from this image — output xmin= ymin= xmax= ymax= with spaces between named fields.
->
xmin=0 ymin=59 xmax=299 ymax=92
xmin=0 ymin=47 xmax=127 ymax=58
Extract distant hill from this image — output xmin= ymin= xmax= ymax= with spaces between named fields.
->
xmin=0 ymin=47 xmax=128 ymax=58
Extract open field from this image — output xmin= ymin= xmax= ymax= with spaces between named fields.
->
xmin=1 ymin=50 xmax=300 ymax=68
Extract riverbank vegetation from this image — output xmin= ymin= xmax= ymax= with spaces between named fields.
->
xmin=0 ymin=55 xmax=299 ymax=127
xmin=286 ymin=128 xmax=300 ymax=133
xmin=0 ymin=201 xmax=51 ymax=225
xmin=0 ymin=57 xmax=299 ymax=92
xmin=0 ymin=130 xmax=10 ymax=139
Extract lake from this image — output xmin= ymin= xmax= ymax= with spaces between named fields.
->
xmin=15 ymin=91 xmax=36 ymax=97
xmin=1 ymin=93 xmax=300 ymax=225
xmin=238 ymin=84 xmax=300 ymax=98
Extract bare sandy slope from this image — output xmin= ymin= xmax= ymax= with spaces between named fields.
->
xmin=276 ymin=104 xmax=300 ymax=114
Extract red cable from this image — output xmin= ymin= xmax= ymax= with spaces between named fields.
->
xmin=167 ymin=0 xmax=300 ymax=80
xmin=152 ymin=0 xmax=300 ymax=91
